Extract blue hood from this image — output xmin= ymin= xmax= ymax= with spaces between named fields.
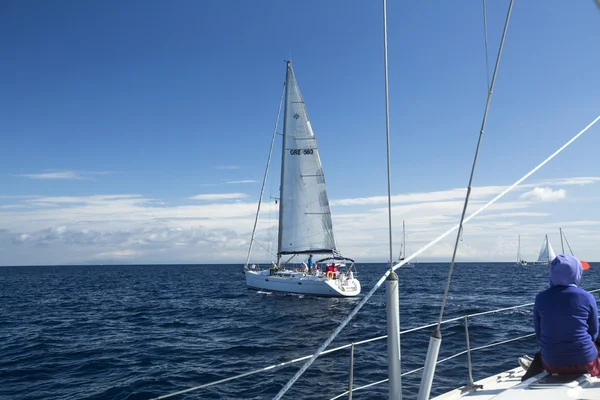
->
xmin=549 ymin=254 xmax=582 ymax=287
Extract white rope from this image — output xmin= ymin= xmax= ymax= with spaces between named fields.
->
xmin=273 ymin=113 xmax=600 ymax=399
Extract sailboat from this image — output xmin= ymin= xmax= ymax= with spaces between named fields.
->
xmin=534 ymin=234 xmax=556 ymax=265
xmin=516 ymin=234 xmax=527 ymax=266
xmin=394 ymin=221 xmax=415 ymax=269
xmin=243 ymin=61 xmax=361 ymax=297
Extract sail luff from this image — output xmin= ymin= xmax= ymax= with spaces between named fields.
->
xmin=537 ymin=235 xmax=548 ymax=263
xmin=276 ymin=62 xmax=291 ymax=260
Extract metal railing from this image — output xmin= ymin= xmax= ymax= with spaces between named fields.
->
xmin=152 ymin=288 xmax=600 ymax=400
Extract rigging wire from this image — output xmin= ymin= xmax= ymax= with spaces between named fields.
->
xmin=482 ymin=0 xmax=491 ymax=90
xmin=435 ymin=0 xmax=514 ymax=331
xmin=254 ymin=239 xmax=278 ymax=259
xmin=562 ymin=229 xmax=575 ymax=256
xmin=244 ymin=82 xmax=286 ymax=269
xmin=383 ymin=0 xmax=394 ymax=273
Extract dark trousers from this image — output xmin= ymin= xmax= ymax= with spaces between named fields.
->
xmin=522 ymin=338 xmax=600 ymax=381
xmin=521 ymin=352 xmax=544 ymax=381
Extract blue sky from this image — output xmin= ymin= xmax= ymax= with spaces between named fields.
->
xmin=1 ymin=0 xmax=599 ymax=265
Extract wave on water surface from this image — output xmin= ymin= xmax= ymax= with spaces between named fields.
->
xmin=1 ymin=262 xmax=598 ymax=399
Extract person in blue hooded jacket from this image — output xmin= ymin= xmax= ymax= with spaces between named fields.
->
xmin=522 ymin=254 xmax=600 ymax=379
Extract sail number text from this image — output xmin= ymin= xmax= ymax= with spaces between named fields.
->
xmin=289 ymin=149 xmax=314 ymax=156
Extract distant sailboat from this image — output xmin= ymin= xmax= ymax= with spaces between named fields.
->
xmin=243 ymin=61 xmax=361 ymax=297
xmin=534 ymin=234 xmax=556 ymax=265
xmin=394 ymin=221 xmax=415 ymax=269
xmin=516 ymin=235 xmax=527 ymax=266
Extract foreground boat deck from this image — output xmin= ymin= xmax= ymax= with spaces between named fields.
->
xmin=433 ymin=366 xmax=600 ymax=399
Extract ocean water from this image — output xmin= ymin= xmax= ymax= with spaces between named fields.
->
xmin=1 ymin=262 xmax=599 ymax=399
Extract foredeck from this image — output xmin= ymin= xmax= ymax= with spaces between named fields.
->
xmin=434 ymin=367 xmax=600 ymax=399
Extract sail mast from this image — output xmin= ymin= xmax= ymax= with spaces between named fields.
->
xmin=403 ymin=221 xmax=406 ymax=259
xmin=517 ymin=235 xmax=520 ymax=263
xmin=560 ymin=227 xmax=565 ymax=254
xmin=562 ymin=229 xmax=575 ymax=256
xmin=277 ymin=62 xmax=291 ymax=264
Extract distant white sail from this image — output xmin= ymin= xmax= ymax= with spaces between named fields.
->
xmin=277 ymin=61 xmax=335 ymax=255
xmin=398 ymin=221 xmax=406 ymax=260
xmin=537 ymin=235 xmax=556 ymax=264
xmin=548 ymin=241 xmax=556 ymax=261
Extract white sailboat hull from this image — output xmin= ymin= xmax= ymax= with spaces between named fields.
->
xmin=245 ymin=270 xmax=361 ymax=297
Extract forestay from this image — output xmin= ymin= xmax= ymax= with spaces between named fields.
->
xmin=278 ymin=61 xmax=335 ymax=255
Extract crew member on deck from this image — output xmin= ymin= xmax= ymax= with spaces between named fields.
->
xmin=308 ymin=254 xmax=313 ymax=275
xmin=521 ymin=254 xmax=600 ymax=379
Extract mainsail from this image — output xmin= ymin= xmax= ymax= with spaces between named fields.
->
xmin=277 ymin=61 xmax=335 ymax=255
xmin=537 ymin=234 xmax=556 ymax=264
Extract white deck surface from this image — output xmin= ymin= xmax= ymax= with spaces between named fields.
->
xmin=433 ymin=366 xmax=600 ymax=399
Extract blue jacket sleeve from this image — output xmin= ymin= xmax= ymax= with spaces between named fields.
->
xmin=587 ymin=294 xmax=599 ymax=341
xmin=533 ymin=298 xmax=541 ymax=342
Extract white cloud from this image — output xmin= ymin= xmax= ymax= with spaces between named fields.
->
xmin=534 ymin=177 xmax=600 ymax=186
xmin=0 ymin=176 xmax=598 ymax=265
xmin=18 ymin=171 xmax=86 ymax=180
xmin=520 ymin=187 xmax=566 ymax=202
xmin=196 ymin=180 xmax=257 ymax=187
xmin=190 ymin=193 xmax=248 ymax=201
xmin=330 ymin=187 xmax=496 ymax=206
xmin=92 ymin=250 xmax=139 ymax=259
xmin=330 ymin=177 xmax=596 ymax=207
xmin=226 ymin=180 xmax=257 ymax=184
xmin=16 ymin=170 xmax=114 ymax=181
